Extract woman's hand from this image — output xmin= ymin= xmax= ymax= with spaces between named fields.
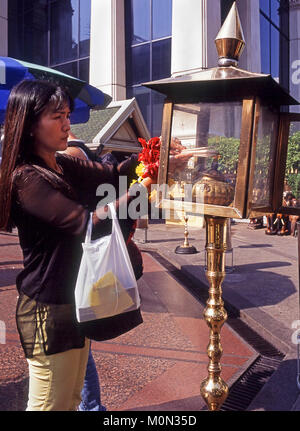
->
xmin=170 ymin=137 xmax=186 ymax=155
xmin=169 ymin=137 xmax=191 ymax=172
xmin=141 ymin=176 xmax=156 ymax=193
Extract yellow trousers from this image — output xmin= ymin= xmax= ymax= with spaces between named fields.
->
xmin=26 ymin=338 xmax=90 ymax=411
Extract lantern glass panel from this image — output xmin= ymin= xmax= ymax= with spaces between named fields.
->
xmin=167 ymin=102 xmax=242 ymax=207
xmin=283 ymin=122 xmax=300 ymax=208
xmin=251 ymin=105 xmax=278 ymax=208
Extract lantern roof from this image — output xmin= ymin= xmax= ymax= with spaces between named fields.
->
xmin=144 ymin=1 xmax=298 ymax=107
xmin=143 ymin=66 xmax=298 ymax=107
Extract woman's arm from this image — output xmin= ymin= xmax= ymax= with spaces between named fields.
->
xmin=57 ymin=153 xmax=118 ymax=189
xmin=63 ymin=146 xmax=89 ymax=161
xmin=57 ymin=153 xmax=139 ymax=192
xmin=13 ymin=166 xmax=152 ymax=238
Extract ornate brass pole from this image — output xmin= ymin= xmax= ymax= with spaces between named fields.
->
xmin=182 ymin=214 xmax=191 ymax=248
xmin=200 ymin=216 xmax=229 ymax=410
xmin=200 ymin=2 xmax=244 ymax=410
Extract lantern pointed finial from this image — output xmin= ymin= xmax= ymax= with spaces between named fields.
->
xmin=215 ymin=2 xmax=245 ymax=67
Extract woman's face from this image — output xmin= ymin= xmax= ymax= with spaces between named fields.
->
xmin=31 ymin=104 xmax=71 ymax=154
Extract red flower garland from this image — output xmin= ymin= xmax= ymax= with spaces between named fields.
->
xmin=137 ymin=137 xmax=161 ymax=179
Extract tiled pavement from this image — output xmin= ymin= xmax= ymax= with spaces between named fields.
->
xmin=0 ymin=233 xmax=256 ymax=411
xmin=133 ymin=222 xmax=300 ymax=411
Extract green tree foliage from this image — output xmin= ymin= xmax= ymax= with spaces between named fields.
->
xmin=285 ymin=130 xmax=300 ymax=198
xmin=208 ymin=136 xmax=240 ymax=173
xmin=206 ymin=131 xmax=300 ymax=199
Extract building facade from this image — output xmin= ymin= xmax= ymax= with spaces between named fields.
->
xmin=0 ymin=0 xmax=299 ymax=132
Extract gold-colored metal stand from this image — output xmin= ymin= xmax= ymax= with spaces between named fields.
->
xmin=200 ymin=216 xmax=229 ymax=410
xmin=175 ymin=213 xmax=197 ymax=254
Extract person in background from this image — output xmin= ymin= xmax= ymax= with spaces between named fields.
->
xmin=289 ymin=197 xmax=299 ymax=237
xmin=248 ymin=217 xmax=264 ymax=230
xmin=277 ymin=192 xmax=294 ymax=236
xmin=65 ymin=131 xmax=96 ymax=161
xmin=266 ymin=192 xmax=294 ymax=236
xmin=265 ymin=213 xmax=277 ymax=235
xmin=0 ymin=80 xmax=154 ymax=411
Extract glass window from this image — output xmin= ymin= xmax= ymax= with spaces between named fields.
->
xmin=79 ymin=58 xmax=89 ymax=82
xmin=53 ymin=61 xmax=78 ymax=78
xmin=130 ymin=86 xmax=151 ymax=129
xmin=260 ymin=0 xmax=289 ymax=86
xmin=271 ymin=25 xmax=279 ymax=80
xmin=152 ymin=39 xmax=171 ymax=81
xmin=152 ymin=0 xmax=172 ymax=39
xmin=168 ymin=102 xmax=242 ymax=206
xmin=260 ymin=0 xmax=270 ymax=15
xmin=252 ymin=105 xmax=278 ymax=207
xmin=126 ymin=0 xmax=172 ymax=135
xmin=79 ymin=0 xmax=91 ymax=57
xmin=8 ymin=1 xmax=24 ymax=60
xmin=271 ymin=1 xmax=280 ymax=27
xmin=260 ymin=14 xmax=270 ymax=74
xmin=24 ymin=0 xmax=47 ymax=12
xmin=7 ymin=0 xmax=21 ymax=19
xmin=130 ymin=44 xmax=151 ymax=85
xmin=50 ymin=0 xmax=79 ymax=65
xmin=23 ymin=5 xmax=48 ymax=65
xmin=8 ymin=0 xmax=91 ymax=82
xmin=152 ymin=90 xmax=166 ymax=137
xmin=131 ymin=0 xmax=150 ymax=45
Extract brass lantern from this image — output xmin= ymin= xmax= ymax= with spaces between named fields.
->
xmin=143 ymin=2 xmax=300 ymax=411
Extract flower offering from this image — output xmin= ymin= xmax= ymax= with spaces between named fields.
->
xmin=136 ymin=137 xmax=161 ymax=181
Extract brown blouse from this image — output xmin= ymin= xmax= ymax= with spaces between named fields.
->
xmin=12 ymin=152 xmax=140 ymax=357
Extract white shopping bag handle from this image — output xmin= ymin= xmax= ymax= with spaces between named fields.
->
xmin=84 ymin=203 xmax=118 ymax=245
xmin=108 ymin=202 xmax=118 ymax=220
xmin=108 ymin=203 xmax=125 ymax=239
xmin=84 ymin=213 xmax=94 ymax=245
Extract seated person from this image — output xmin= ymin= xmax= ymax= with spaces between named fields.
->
xmin=289 ymin=198 xmax=299 ymax=237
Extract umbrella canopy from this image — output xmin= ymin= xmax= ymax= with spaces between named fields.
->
xmin=0 ymin=56 xmax=111 ymax=124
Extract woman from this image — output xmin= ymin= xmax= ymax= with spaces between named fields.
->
xmin=0 ymin=80 xmax=153 ymax=411
xmin=65 ymin=133 xmax=144 ymax=411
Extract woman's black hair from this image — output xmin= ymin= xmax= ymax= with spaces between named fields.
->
xmin=0 ymin=79 xmax=74 ymax=231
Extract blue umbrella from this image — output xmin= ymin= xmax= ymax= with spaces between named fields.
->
xmin=0 ymin=56 xmax=110 ymax=124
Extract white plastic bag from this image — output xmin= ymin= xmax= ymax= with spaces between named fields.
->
xmin=75 ymin=202 xmax=140 ymax=323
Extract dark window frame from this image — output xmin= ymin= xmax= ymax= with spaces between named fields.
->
xmin=8 ymin=0 xmax=91 ymax=81
xmin=259 ymin=0 xmax=290 ymax=90
xmin=125 ymin=0 xmax=172 ymax=136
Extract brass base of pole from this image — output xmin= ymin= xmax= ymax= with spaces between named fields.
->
xmin=175 ymin=214 xmax=198 ymax=254
xmin=200 ymin=374 xmax=229 ymax=411
xmin=175 ymin=244 xmax=198 ymax=254
xmin=200 ymin=215 xmax=229 ymax=411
